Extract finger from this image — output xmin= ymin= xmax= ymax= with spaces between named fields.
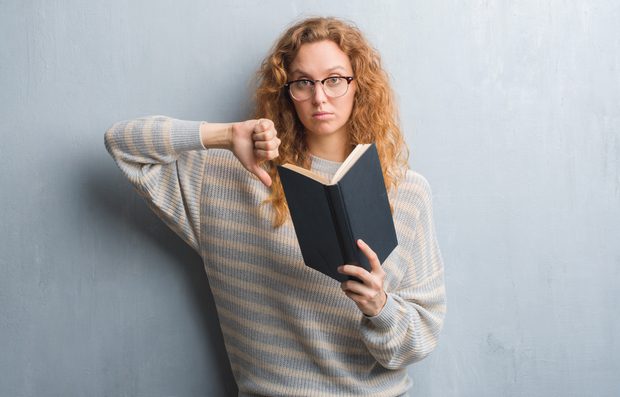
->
xmin=252 ymin=129 xmax=275 ymax=141
xmin=342 ymin=289 xmax=364 ymax=306
xmin=254 ymin=118 xmax=274 ymax=133
xmin=254 ymin=140 xmax=279 ymax=151
xmin=338 ymin=264 xmax=372 ymax=284
xmin=252 ymin=127 xmax=279 ymax=141
xmin=342 ymin=289 xmax=375 ymax=313
xmin=357 ymin=239 xmax=382 ymax=273
xmin=341 ymin=280 xmax=373 ymax=297
xmin=254 ymin=148 xmax=279 ymax=161
xmin=251 ymin=164 xmax=272 ymax=187
xmin=342 ymin=289 xmax=365 ymax=304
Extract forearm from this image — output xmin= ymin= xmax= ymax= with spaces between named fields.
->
xmin=104 ymin=115 xmax=204 ymax=166
xmin=200 ymin=122 xmax=233 ymax=149
xmin=359 ymin=274 xmax=446 ymax=369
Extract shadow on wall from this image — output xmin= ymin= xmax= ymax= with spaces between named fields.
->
xmin=83 ymin=161 xmax=238 ymax=396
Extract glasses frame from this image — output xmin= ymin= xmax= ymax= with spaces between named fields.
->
xmin=283 ymin=76 xmax=355 ymax=101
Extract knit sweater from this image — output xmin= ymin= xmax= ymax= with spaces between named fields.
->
xmin=104 ymin=115 xmax=446 ymax=397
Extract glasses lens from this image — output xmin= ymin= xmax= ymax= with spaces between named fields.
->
xmin=288 ymin=77 xmax=350 ymax=100
xmin=290 ymin=80 xmax=313 ymax=101
xmin=323 ymin=77 xmax=348 ymax=98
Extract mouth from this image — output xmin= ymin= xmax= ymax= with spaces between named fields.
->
xmin=312 ymin=112 xmax=334 ymax=120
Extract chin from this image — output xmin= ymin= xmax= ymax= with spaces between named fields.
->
xmin=312 ymin=128 xmax=337 ymax=136
xmin=306 ymin=122 xmax=346 ymax=137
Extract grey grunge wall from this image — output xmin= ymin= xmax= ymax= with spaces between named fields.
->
xmin=1 ymin=1 xmax=618 ymax=396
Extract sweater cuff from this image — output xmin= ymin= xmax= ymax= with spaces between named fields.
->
xmin=363 ymin=293 xmax=399 ymax=330
xmin=170 ymin=119 xmax=206 ymax=153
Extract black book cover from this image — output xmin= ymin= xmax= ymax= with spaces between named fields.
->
xmin=277 ymin=143 xmax=398 ymax=282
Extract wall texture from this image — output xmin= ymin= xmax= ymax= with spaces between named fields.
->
xmin=1 ymin=1 xmax=618 ymax=396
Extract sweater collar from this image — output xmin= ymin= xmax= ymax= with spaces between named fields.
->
xmin=309 ymin=154 xmax=343 ymax=181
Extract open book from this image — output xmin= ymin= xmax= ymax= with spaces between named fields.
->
xmin=277 ymin=143 xmax=398 ymax=282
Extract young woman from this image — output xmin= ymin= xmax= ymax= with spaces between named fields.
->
xmin=105 ymin=17 xmax=446 ymax=397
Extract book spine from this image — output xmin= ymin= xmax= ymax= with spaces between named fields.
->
xmin=325 ymin=184 xmax=359 ymax=268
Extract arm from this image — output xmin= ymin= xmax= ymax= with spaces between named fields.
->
xmin=104 ymin=115 xmax=279 ymax=253
xmin=339 ymin=174 xmax=447 ymax=369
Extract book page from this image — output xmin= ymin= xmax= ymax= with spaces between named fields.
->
xmin=279 ymin=163 xmax=330 ymax=184
xmin=279 ymin=143 xmax=372 ymax=185
xmin=331 ymin=144 xmax=371 ymax=184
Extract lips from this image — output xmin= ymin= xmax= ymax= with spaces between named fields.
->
xmin=312 ymin=111 xmax=334 ymax=119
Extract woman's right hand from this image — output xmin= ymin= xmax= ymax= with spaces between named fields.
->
xmin=200 ymin=119 xmax=280 ymax=187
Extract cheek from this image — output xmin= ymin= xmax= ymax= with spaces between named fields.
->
xmin=346 ymin=97 xmax=355 ymax=114
xmin=341 ymin=94 xmax=356 ymax=119
xmin=341 ymin=85 xmax=356 ymax=113
xmin=293 ymin=102 xmax=312 ymax=121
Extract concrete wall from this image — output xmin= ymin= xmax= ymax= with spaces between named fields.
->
xmin=1 ymin=1 xmax=618 ymax=395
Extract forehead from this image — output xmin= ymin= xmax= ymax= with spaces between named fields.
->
xmin=289 ymin=40 xmax=352 ymax=77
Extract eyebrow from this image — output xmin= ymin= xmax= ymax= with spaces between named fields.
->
xmin=290 ymin=66 xmax=348 ymax=78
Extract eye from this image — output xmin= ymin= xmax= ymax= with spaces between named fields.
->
xmin=325 ymin=77 xmax=343 ymax=87
xmin=293 ymin=79 xmax=313 ymax=89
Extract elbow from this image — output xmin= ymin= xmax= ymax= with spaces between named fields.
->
xmin=380 ymin=358 xmax=409 ymax=371
xmin=379 ymin=336 xmax=440 ymax=370
xmin=409 ymin=336 xmax=440 ymax=364
xmin=103 ymin=124 xmax=118 ymax=155
xmin=380 ymin=310 xmax=445 ymax=370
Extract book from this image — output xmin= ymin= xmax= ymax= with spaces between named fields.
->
xmin=277 ymin=143 xmax=398 ymax=282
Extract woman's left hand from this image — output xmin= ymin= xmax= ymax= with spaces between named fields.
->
xmin=338 ymin=239 xmax=387 ymax=317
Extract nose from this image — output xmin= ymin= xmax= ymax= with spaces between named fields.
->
xmin=311 ymin=82 xmax=328 ymax=104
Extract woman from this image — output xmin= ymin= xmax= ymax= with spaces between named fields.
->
xmin=105 ymin=16 xmax=446 ymax=397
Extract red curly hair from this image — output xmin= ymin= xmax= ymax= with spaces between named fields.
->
xmin=254 ymin=17 xmax=409 ymax=227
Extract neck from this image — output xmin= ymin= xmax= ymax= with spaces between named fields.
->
xmin=305 ymin=132 xmax=352 ymax=162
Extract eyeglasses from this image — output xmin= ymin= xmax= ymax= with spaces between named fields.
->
xmin=283 ymin=76 xmax=355 ymax=101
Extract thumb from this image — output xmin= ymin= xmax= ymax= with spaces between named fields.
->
xmin=251 ymin=163 xmax=272 ymax=187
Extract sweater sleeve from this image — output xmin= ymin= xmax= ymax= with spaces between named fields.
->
xmin=103 ymin=115 xmax=208 ymax=254
xmin=358 ymin=173 xmax=447 ymax=369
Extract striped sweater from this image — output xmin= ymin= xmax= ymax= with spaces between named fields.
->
xmin=104 ymin=115 xmax=446 ymax=397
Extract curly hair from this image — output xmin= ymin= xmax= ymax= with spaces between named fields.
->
xmin=254 ymin=16 xmax=409 ymax=227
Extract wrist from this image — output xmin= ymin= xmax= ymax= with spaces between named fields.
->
xmin=200 ymin=122 xmax=233 ymax=149
xmin=364 ymin=291 xmax=388 ymax=317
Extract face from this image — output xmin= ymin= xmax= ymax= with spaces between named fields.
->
xmin=287 ymin=40 xmax=356 ymax=140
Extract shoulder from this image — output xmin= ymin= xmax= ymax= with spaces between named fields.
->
xmin=389 ymin=169 xmax=437 ymax=234
xmin=393 ymin=169 xmax=434 ymax=210
xmin=387 ymin=170 xmax=440 ymax=262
